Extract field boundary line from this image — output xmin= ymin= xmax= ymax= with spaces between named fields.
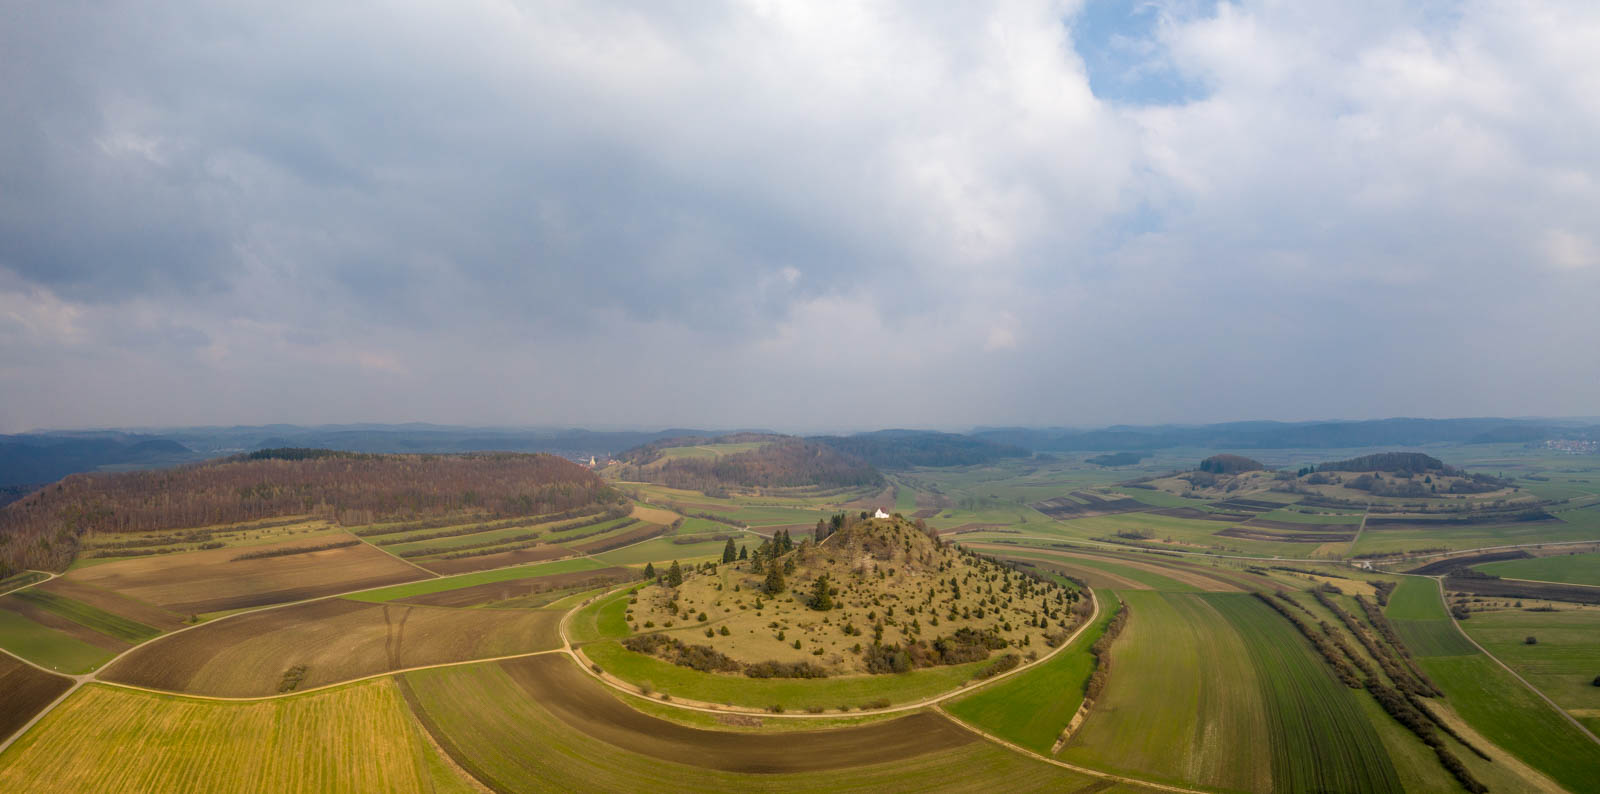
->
xmin=558 ymin=584 xmax=1101 ymax=719
xmin=1495 ymin=576 xmax=1600 ymax=590
xmin=355 ymin=533 xmax=443 ymax=578
xmin=935 ymin=706 xmax=1208 ymax=794
xmin=92 ymin=646 xmax=569 ymax=703
xmin=1429 ymin=575 xmax=1600 ymax=747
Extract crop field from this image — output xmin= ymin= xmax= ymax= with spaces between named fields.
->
xmin=100 ymin=598 xmax=563 ymax=696
xmin=944 ymin=592 xmax=1122 ymax=754
xmin=7 ymin=588 xmax=160 ymax=644
xmin=73 ymin=517 xmax=341 ymax=563
xmin=392 ymin=566 xmax=632 ymax=608
xmin=1351 ymin=514 xmax=1600 ymax=557
xmin=1386 ymin=577 xmax=1600 ymax=792
xmin=0 ymin=681 xmax=472 ymax=792
xmin=61 ymin=533 xmax=428 ymax=614
xmin=35 ymin=578 xmax=187 ymax=631
xmin=1457 ymin=605 xmax=1600 ymax=734
xmin=0 ymin=654 xmax=72 ymax=742
xmin=582 ymin=640 xmax=991 ymax=711
xmin=1061 ymin=591 xmax=1400 ymax=793
xmin=0 ymin=602 xmax=119 ymax=673
xmin=593 ymin=535 xmax=732 ymax=565
xmin=347 ymin=557 xmax=611 ymax=603
xmin=401 ymin=656 xmax=1124 ymax=792
xmin=972 ymin=545 xmax=1199 ymax=591
xmin=418 ymin=543 xmax=573 ymax=575
xmin=1475 ymin=550 xmax=1600 ymax=585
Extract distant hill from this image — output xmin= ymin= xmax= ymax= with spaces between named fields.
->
xmin=1198 ymin=454 xmax=1264 ymax=475
xmin=614 ymin=435 xmax=882 ymax=493
xmin=973 ymin=417 xmax=1600 ymax=452
xmin=0 ymin=435 xmax=195 ymax=491
xmin=809 ymin=430 xmax=1027 ymax=468
xmin=0 ymin=451 xmax=617 ymax=575
xmin=1316 ymin=452 xmax=1445 ymax=473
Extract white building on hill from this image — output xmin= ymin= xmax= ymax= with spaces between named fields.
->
xmin=873 ymin=508 xmax=890 ymax=519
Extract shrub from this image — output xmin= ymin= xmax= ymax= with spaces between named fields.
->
xmin=1525 ymin=636 xmax=1538 ymax=645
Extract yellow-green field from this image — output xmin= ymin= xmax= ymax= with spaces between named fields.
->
xmin=0 ymin=681 xmax=473 ymax=792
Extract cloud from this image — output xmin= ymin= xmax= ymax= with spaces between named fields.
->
xmin=1 ymin=0 xmax=1597 ymax=431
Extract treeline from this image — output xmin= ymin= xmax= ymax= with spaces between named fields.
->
xmin=231 ymin=540 xmax=360 ymax=561
xmin=807 ymin=431 xmax=1028 ymax=468
xmin=1084 ymin=601 xmax=1130 ymax=703
xmin=623 ymin=438 xmax=883 ymax=492
xmin=1317 ymin=452 xmax=1446 ymax=473
xmin=1197 ymin=454 xmax=1263 ymax=475
xmin=0 ymin=452 xmax=619 ymax=573
xmin=1253 ymin=591 xmax=1488 ymax=793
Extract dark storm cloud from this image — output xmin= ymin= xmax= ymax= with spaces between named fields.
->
xmin=1 ymin=1 xmax=1597 ymax=431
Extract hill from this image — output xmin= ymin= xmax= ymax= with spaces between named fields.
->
xmin=808 ymin=431 xmax=1028 ymax=468
xmin=1197 ymin=454 xmax=1264 ymax=475
xmin=1315 ymin=452 xmax=1445 ymax=473
xmin=622 ymin=513 xmax=1082 ymax=676
xmin=613 ymin=435 xmax=882 ymax=494
xmin=0 ymin=435 xmax=196 ymax=493
xmin=973 ymin=417 xmax=1600 ymax=451
xmin=0 ymin=451 xmax=619 ymax=575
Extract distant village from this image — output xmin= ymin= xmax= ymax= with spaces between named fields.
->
xmin=1542 ymin=439 xmax=1599 ymax=455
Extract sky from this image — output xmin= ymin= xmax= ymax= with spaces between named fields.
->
xmin=1 ymin=0 xmax=1597 ymax=433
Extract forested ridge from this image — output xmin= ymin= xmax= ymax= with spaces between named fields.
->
xmin=0 ymin=451 xmax=619 ymax=574
xmin=618 ymin=437 xmax=883 ymax=492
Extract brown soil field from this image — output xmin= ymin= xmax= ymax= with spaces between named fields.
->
xmin=0 ymin=654 xmax=73 ymax=742
xmin=421 ymin=544 xmax=572 ymax=576
xmin=1245 ymin=518 xmax=1357 ymax=532
xmin=396 ymin=567 xmax=634 ymax=608
xmin=1216 ymin=527 xmax=1353 ymax=544
xmin=0 ymin=595 xmax=129 ymax=652
xmin=1442 ymin=576 xmax=1600 ymax=605
xmin=1152 ymin=507 xmax=1247 ymax=522
xmin=1212 ymin=498 xmax=1281 ymax=511
xmin=101 ymin=598 xmax=564 ymax=697
xmin=36 ymin=578 xmax=187 ymax=631
xmin=62 ymin=533 xmax=428 ymax=614
xmin=911 ymin=508 xmax=941 ymax=519
xmin=1031 ymin=492 xmax=1145 ymax=519
xmin=1407 ymin=550 xmax=1533 ymax=575
xmin=499 ymin=654 xmax=973 ymax=772
xmin=569 ymin=524 xmax=665 ymax=554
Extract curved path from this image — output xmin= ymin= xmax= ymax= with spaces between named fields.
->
xmin=1428 ymin=575 xmax=1600 ymax=746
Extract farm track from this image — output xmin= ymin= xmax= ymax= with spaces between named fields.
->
xmin=1429 ymin=575 xmax=1600 ymax=747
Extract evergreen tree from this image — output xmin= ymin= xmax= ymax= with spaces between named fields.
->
xmin=764 ymin=564 xmax=786 ymax=594
xmin=738 ymin=545 xmax=748 ymax=560
xmin=814 ymin=519 xmax=826 ymax=544
xmin=810 ymin=574 xmax=833 ymax=610
xmin=722 ymin=537 xmax=737 ymax=564
xmin=666 ymin=560 xmax=683 ymax=588
xmin=642 ymin=562 xmax=656 ymax=580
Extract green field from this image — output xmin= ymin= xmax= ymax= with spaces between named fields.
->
xmin=566 ymin=587 xmax=635 ymax=644
xmin=583 ymin=641 xmax=991 ymax=711
xmin=944 ymin=592 xmax=1122 ymax=754
xmin=9 ymin=589 xmax=160 ymax=644
xmin=345 ymin=557 xmax=610 ymax=603
xmin=0 ymin=681 xmax=471 ymax=792
xmin=402 ymin=661 xmax=1126 ymax=793
xmin=1386 ymin=577 xmax=1600 ymax=792
xmin=1458 ymin=606 xmax=1600 ymax=734
xmin=978 ymin=547 xmax=1200 ymax=592
xmin=1475 ymin=550 xmax=1600 ymax=586
xmin=593 ymin=536 xmax=730 ymax=566
xmin=0 ymin=609 xmax=116 ymax=674
xmin=1061 ymin=590 xmax=1400 ymax=793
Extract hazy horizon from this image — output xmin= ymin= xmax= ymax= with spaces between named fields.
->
xmin=4 ymin=1 xmax=1597 ymax=433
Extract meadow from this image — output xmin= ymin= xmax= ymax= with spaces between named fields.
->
xmin=1475 ymin=549 xmax=1600 ymax=585
xmin=1386 ymin=577 xmax=1600 ymax=792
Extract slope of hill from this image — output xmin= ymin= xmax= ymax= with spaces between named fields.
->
xmin=809 ymin=431 xmax=1028 ymax=469
xmin=0 ymin=451 xmax=619 ymax=574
